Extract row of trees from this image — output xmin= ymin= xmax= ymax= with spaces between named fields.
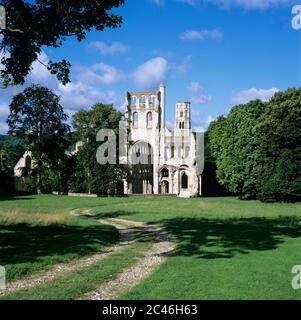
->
xmin=3 ymin=85 xmax=301 ymax=202
xmin=208 ymin=88 xmax=301 ymax=202
xmin=6 ymin=85 xmax=129 ymax=195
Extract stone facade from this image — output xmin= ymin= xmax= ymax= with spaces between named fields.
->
xmin=12 ymin=83 xmax=202 ymax=197
xmin=124 ymin=83 xmax=202 ymax=197
xmin=13 ymin=151 xmax=32 ymax=191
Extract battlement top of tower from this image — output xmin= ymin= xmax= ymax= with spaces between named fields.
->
xmin=127 ymin=91 xmax=158 ymax=96
xmin=126 ymin=83 xmax=165 ymax=97
xmin=176 ymin=101 xmax=191 ymax=106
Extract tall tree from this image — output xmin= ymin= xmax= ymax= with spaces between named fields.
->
xmin=255 ymin=88 xmax=301 ymax=202
xmin=0 ymin=0 xmax=125 ymax=87
xmin=208 ymin=100 xmax=265 ymax=198
xmin=7 ymin=85 xmax=70 ymax=193
xmin=71 ymin=103 xmax=130 ymax=195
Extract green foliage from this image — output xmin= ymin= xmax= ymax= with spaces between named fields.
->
xmin=70 ymin=103 xmax=130 ymax=195
xmin=208 ymin=88 xmax=301 ymax=202
xmin=72 ymin=103 xmax=122 ymax=139
xmin=254 ymin=89 xmax=301 ymax=202
xmin=7 ymin=85 xmax=70 ymax=193
xmin=208 ymin=100 xmax=265 ymax=198
xmin=202 ymin=132 xmax=227 ymax=197
xmin=0 ymin=0 xmax=125 ymax=86
xmin=0 ymin=138 xmax=25 ymax=192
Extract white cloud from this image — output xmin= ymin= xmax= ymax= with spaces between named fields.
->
xmin=165 ymin=119 xmax=174 ymax=130
xmin=188 ymin=81 xmax=212 ymax=105
xmin=176 ymin=0 xmax=198 ymax=5
xmin=0 ymin=103 xmax=9 ymax=117
xmin=179 ymin=29 xmax=223 ymax=41
xmin=150 ymin=0 xmax=165 ymax=6
xmin=88 ymin=41 xmax=129 ymax=56
xmin=207 ymin=0 xmax=294 ymax=10
xmin=132 ymin=57 xmax=168 ymax=89
xmin=56 ymin=82 xmax=121 ymax=111
xmin=232 ymin=87 xmax=279 ymax=104
xmin=151 ymin=49 xmax=175 ymax=59
xmin=152 ymin=0 xmax=198 ymax=6
xmin=29 ymin=52 xmax=55 ymax=83
xmin=0 ymin=51 xmax=125 ymax=132
xmin=165 ymin=115 xmax=214 ymax=132
xmin=191 ymin=111 xmax=215 ymax=132
xmin=77 ymin=63 xmax=124 ymax=86
xmin=0 ymin=122 xmax=8 ymax=134
xmin=0 ymin=103 xmax=9 ymax=134
xmin=152 ymin=0 xmax=295 ymax=9
xmin=170 ymin=55 xmax=192 ymax=74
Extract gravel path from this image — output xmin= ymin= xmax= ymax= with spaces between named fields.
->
xmin=0 ymin=210 xmax=176 ymax=300
xmin=0 ymin=210 xmax=135 ymax=296
xmin=81 ymin=218 xmax=176 ymax=300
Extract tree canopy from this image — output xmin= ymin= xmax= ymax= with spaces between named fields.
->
xmin=70 ymin=103 xmax=130 ymax=195
xmin=208 ymin=88 xmax=301 ymax=202
xmin=208 ymin=100 xmax=265 ymax=198
xmin=254 ymin=89 xmax=301 ymax=202
xmin=0 ymin=0 xmax=125 ymax=86
xmin=7 ymin=85 xmax=70 ymax=192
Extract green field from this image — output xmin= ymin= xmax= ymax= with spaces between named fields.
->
xmin=1 ymin=194 xmax=301 ymax=299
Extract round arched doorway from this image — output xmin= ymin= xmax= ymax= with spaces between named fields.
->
xmin=161 ymin=180 xmax=169 ymax=194
xmin=129 ymin=141 xmax=154 ymax=194
xmin=181 ymin=171 xmax=188 ymax=189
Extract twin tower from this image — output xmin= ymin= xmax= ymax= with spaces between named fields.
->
xmin=125 ymin=83 xmax=191 ymax=133
xmin=124 ymin=83 xmax=201 ymax=197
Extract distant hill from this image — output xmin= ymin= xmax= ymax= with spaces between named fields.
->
xmin=0 ymin=134 xmax=11 ymax=142
xmin=0 ymin=134 xmax=26 ymax=148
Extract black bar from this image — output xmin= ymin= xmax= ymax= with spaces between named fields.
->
xmin=0 ymin=300 xmax=299 ymax=319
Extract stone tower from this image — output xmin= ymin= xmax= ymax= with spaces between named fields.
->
xmin=122 ymin=84 xmax=201 ymax=197
xmin=175 ymin=102 xmax=191 ymax=131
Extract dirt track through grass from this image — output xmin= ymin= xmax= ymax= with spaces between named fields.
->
xmin=0 ymin=210 xmax=135 ymax=296
xmin=81 ymin=218 xmax=176 ymax=300
xmin=0 ymin=209 xmax=176 ymax=300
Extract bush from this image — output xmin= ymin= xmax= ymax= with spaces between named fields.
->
xmin=255 ymin=88 xmax=301 ymax=202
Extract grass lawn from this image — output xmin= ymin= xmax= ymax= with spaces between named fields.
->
xmin=1 ymin=229 xmax=154 ymax=300
xmin=0 ymin=196 xmax=119 ymax=281
xmin=1 ymin=194 xmax=301 ymax=299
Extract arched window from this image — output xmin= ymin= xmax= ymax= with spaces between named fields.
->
xmin=161 ymin=168 xmax=169 ymax=178
xmin=161 ymin=181 xmax=169 ymax=194
xmin=130 ymin=96 xmax=137 ymax=106
xmin=171 ymin=146 xmax=175 ymax=158
xmin=133 ymin=112 xmax=138 ymax=128
xmin=181 ymin=172 xmax=188 ymax=189
xmin=179 ymin=122 xmax=182 ymax=129
xmin=146 ymin=112 xmax=152 ymax=128
xmin=149 ymin=95 xmax=156 ymax=106
xmin=140 ymin=95 xmax=146 ymax=105
xmin=182 ymin=122 xmax=185 ymax=129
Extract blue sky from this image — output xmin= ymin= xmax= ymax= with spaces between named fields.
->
xmin=0 ymin=0 xmax=300 ymax=133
